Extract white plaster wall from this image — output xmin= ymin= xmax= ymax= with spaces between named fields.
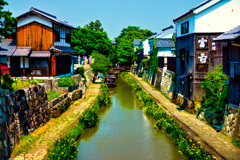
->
xmin=17 ymin=15 xmax=52 ymax=28
xmin=157 ymin=29 xmax=174 ymax=38
xmin=195 ymin=0 xmax=240 ymax=33
xmin=54 ymin=27 xmax=71 ymax=47
xmin=157 ymin=49 xmax=175 ymax=57
xmin=142 ymin=39 xmax=150 ymax=56
xmin=176 ymin=16 xmax=195 ymax=38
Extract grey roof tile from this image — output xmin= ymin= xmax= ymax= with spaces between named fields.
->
xmin=12 ymin=46 xmax=32 ymax=57
xmin=17 ymin=7 xmax=77 ymax=30
xmin=50 ymin=46 xmax=77 ymax=53
xmin=0 ymin=39 xmax=17 ymax=56
xmin=155 ymin=38 xmax=175 ymax=48
xmin=30 ymin=51 xmax=51 ymax=58
xmin=214 ymin=25 xmax=240 ymax=41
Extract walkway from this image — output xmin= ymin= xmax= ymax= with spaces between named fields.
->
xmin=129 ymin=73 xmax=240 ymax=160
xmin=11 ymin=83 xmax=101 ymax=160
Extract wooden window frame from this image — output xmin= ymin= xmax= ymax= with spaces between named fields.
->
xmin=181 ymin=21 xmax=189 ymax=35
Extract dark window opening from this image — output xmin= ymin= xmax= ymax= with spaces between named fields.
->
xmin=65 ymin=33 xmax=71 ymax=44
xmin=186 ymin=50 xmax=189 ymax=63
xmin=54 ymin=30 xmax=60 ymax=42
xmin=181 ymin=21 xmax=189 ymax=34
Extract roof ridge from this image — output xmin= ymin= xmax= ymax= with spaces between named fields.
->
xmin=30 ymin=7 xmax=57 ymax=19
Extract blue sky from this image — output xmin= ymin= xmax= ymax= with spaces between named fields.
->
xmin=6 ymin=0 xmax=204 ymax=39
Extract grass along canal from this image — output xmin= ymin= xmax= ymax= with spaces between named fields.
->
xmin=76 ymin=75 xmax=184 ymax=160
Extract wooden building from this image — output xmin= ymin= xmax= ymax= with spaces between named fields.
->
xmin=214 ymin=26 xmax=240 ymax=107
xmin=9 ymin=7 xmax=77 ymax=77
xmin=173 ymin=0 xmax=240 ymax=106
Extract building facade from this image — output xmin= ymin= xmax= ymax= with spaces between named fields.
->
xmin=173 ymin=0 xmax=240 ymax=106
xmin=9 ymin=7 xmax=77 ymax=77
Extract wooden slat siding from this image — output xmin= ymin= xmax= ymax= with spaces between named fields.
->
xmin=17 ymin=21 xmax=53 ymax=51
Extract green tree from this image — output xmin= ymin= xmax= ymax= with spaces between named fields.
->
xmin=71 ymin=26 xmax=112 ymax=56
xmin=0 ymin=0 xmax=17 ymax=41
xmin=91 ymin=52 xmax=110 ymax=74
xmin=114 ymin=26 xmax=153 ymax=65
xmin=150 ymin=37 xmax=158 ymax=75
xmin=84 ymin=19 xmax=104 ymax=32
xmin=172 ymin=34 xmax=176 ymax=56
xmin=201 ymin=64 xmax=229 ymax=113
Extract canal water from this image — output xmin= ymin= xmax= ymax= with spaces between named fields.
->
xmin=76 ymin=76 xmax=184 ymax=160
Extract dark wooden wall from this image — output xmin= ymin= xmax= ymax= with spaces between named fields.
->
xmin=17 ymin=22 xmax=53 ymax=51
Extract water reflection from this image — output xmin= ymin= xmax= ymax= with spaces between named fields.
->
xmin=76 ymin=76 xmax=184 ymax=160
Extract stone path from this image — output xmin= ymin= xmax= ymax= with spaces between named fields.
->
xmin=129 ymin=73 xmax=240 ymax=160
xmin=10 ymin=82 xmax=101 ymax=160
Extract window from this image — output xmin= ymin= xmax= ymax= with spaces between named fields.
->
xmin=65 ymin=33 xmax=71 ymax=44
xmin=54 ymin=30 xmax=60 ymax=42
xmin=181 ymin=21 xmax=189 ymax=34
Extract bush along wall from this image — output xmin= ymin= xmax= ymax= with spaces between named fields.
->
xmin=121 ymin=72 xmax=215 ymax=160
xmin=47 ymin=82 xmax=111 ymax=160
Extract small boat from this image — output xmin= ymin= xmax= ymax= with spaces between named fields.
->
xmin=105 ymin=75 xmax=117 ymax=87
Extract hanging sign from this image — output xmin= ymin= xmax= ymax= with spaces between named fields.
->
xmin=198 ymin=38 xmax=208 ymax=48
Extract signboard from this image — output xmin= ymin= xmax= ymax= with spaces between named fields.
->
xmin=196 ymin=52 xmax=209 ymax=66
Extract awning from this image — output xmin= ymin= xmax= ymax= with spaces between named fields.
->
xmin=30 ymin=51 xmax=51 ymax=58
xmin=12 ymin=46 xmax=31 ymax=57
xmin=179 ymin=72 xmax=192 ymax=79
xmin=213 ymin=26 xmax=240 ymax=42
xmin=50 ymin=46 xmax=77 ymax=53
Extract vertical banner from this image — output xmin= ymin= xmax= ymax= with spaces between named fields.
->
xmin=89 ymin=56 xmax=92 ymax=65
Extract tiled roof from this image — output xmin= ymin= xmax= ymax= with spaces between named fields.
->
xmin=0 ymin=39 xmax=17 ymax=56
xmin=50 ymin=46 xmax=77 ymax=53
xmin=30 ymin=51 xmax=51 ymax=58
xmin=155 ymin=39 xmax=175 ymax=48
xmin=213 ymin=25 xmax=240 ymax=41
xmin=133 ymin=39 xmax=141 ymax=46
xmin=12 ymin=47 xmax=32 ymax=57
xmin=17 ymin=7 xmax=77 ymax=30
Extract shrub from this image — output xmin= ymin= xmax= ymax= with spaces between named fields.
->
xmin=79 ymin=104 xmax=100 ymax=128
xmin=1 ymin=72 xmax=14 ymax=91
xmin=58 ymin=77 xmax=77 ymax=87
xmin=137 ymin=72 xmax=142 ymax=77
xmin=91 ymin=52 xmax=110 ymax=75
xmin=201 ymin=64 xmax=229 ymax=113
xmin=47 ymin=137 xmax=78 ymax=160
xmin=141 ymin=58 xmax=149 ymax=70
xmin=77 ymin=67 xmax=85 ymax=77
xmin=97 ymin=83 xmax=111 ymax=107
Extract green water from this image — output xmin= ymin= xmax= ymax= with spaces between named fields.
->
xmin=76 ymin=76 xmax=184 ymax=160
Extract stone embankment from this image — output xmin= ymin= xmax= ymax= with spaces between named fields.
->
xmin=130 ymin=72 xmax=240 ymax=160
xmin=4 ymin=70 xmax=98 ymax=160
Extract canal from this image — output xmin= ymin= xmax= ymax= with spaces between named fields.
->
xmin=76 ymin=76 xmax=184 ymax=160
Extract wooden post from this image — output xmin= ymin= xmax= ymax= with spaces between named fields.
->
xmin=21 ymin=75 xmax=23 ymax=83
xmin=233 ymin=102 xmax=240 ymax=140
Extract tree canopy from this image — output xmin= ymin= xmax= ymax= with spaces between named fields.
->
xmin=114 ymin=26 xmax=153 ymax=65
xmin=0 ymin=0 xmax=17 ymax=40
xmin=84 ymin=19 xmax=104 ymax=32
xmin=71 ymin=20 xmax=112 ymax=56
xmin=91 ymin=52 xmax=110 ymax=74
xmin=150 ymin=37 xmax=158 ymax=75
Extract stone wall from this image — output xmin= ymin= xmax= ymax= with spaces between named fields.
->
xmin=0 ymin=84 xmax=49 ymax=159
xmin=222 ymin=104 xmax=239 ymax=137
xmin=153 ymin=68 xmax=175 ymax=100
xmin=70 ymin=89 xmax=83 ymax=102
